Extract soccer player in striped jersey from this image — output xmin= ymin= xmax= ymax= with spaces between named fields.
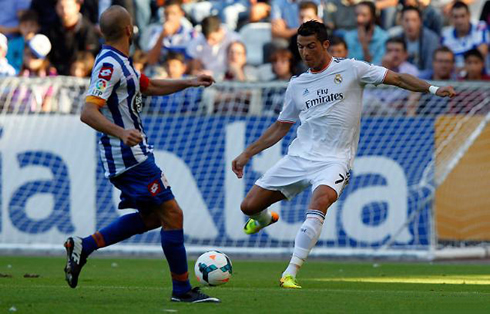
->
xmin=232 ymin=20 xmax=456 ymax=289
xmin=63 ymin=5 xmax=219 ymax=303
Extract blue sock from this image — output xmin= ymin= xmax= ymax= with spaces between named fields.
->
xmin=161 ymin=229 xmax=192 ymax=296
xmin=81 ymin=213 xmax=148 ymax=256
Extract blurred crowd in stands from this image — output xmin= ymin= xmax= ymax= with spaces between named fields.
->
xmin=0 ymin=0 xmax=489 ymax=115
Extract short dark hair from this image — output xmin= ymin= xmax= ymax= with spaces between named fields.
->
xmin=166 ymin=51 xmax=186 ymax=63
xmin=433 ymin=46 xmax=454 ymax=60
xmin=464 ymin=48 xmax=484 ymax=62
xmin=270 ymin=48 xmax=293 ymax=63
xmin=19 ymin=10 xmax=39 ymax=24
xmin=451 ymin=1 xmax=470 ymax=13
xmin=297 ymin=20 xmax=329 ymax=43
xmin=401 ymin=5 xmax=422 ymax=19
xmin=201 ymin=15 xmax=221 ymax=39
xmin=357 ymin=1 xmax=377 ymax=21
xmin=164 ymin=0 xmax=183 ymax=7
xmin=299 ymin=1 xmax=318 ymax=16
xmin=386 ymin=37 xmax=407 ymax=51
xmin=329 ymin=36 xmax=347 ymax=49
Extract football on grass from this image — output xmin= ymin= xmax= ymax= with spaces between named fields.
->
xmin=194 ymin=250 xmax=232 ymax=286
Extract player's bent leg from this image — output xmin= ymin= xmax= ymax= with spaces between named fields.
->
xmin=64 ymin=212 xmax=157 ymax=289
xmin=280 ymin=185 xmax=337 ymax=288
xmin=154 ymin=200 xmax=220 ymax=303
xmin=241 ymin=185 xmax=285 ymax=235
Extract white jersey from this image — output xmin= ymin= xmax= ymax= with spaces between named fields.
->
xmin=86 ymin=45 xmax=152 ymax=178
xmin=278 ymin=58 xmax=387 ymax=168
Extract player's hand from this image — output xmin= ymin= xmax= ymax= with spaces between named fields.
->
xmin=436 ymin=86 xmax=456 ymax=98
xmin=232 ymin=153 xmax=250 ymax=179
xmin=190 ymin=74 xmax=215 ymax=88
xmin=120 ymin=129 xmax=143 ymax=147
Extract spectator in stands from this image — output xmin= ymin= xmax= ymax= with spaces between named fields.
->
xmin=414 ymin=47 xmax=456 ymax=116
xmin=270 ymin=0 xmax=320 ymax=46
xmin=223 ymin=41 xmax=258 ymax=81
xmin=0 ymin=0 xmax=31 ymax=37
xmin=45 ymin=0 xmax=100 ymax=75
xmin=323 ymin=0 xmax=357 ymax=34
xmin=16 ymin=34 xmax=57 ymax=112
xmin=460 ymin=48 xmax=490 ymax=81
xmin=69 ymin=51 xmax=94 ymax=77
xmin=328 ymin=36 xmax=348 ymax=58
xmin=419 ymin=46 xmax=456 ymax=80
xmin=186 ymin=15 xmax=241 ymax=77
xmin=132 ymin=49 xmax=148 ymax=73
xmin=481 ymin=0 xmax=490 ymax=25
xmin=382 ymin=37 xmax=419 ymax=76
xmin=0 ymin=33 xmax=16 ymax=77
xmin=6 ymin=10 xmax=40 ymax=73
xmin=164 ymin=51 xmax=187 ymax=79
xmin=20 ymin=34 xmax=56 ymax=77
xmin=146 ymin=51 xmax=203 ymax=114
xmin=344 ymin=1 xmax=388 ymax=65
xmin=268 ymin=47 xmax=293 ymax=81
xmin=146 ymin=0 xmax=194 ymax=65
xmin=404 ymin=0 xmax=444 ymax=35
xmin=397 ymin=6 xmax=439 ymax=71
xmin=442 ymin=1 xmax=489 ymax=71
xmin=289 ymin=1 xmax=323 ymax=74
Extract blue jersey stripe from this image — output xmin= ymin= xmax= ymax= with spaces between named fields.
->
xmin=105 ymin=80 xmax=139 ymax=170
xmin=107 ymin=51 xmax=149 ymax=155
xmin=101 ymin=134 xmax=116 ymax=176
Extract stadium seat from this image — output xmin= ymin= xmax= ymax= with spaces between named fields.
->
xmin=239 ymin=22 xmax=272 ymax=66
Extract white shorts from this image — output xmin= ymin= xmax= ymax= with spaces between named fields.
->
xmin=255 ymin=155 xmax=350 ymax=200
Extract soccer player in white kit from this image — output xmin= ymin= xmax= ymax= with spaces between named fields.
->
xmin=232 ymin=21 xmax=456 ymax=289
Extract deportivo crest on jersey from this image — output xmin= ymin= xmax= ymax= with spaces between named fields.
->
xmin=133 ymin=92 xmax=143 ymax=112
xmin=334 ymin=74 xmax=342 ymax=84
xmin=98 ymin=63 xmax=114 ymax=80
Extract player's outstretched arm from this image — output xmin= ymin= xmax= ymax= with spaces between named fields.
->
xmin=143 ymin=74 xmax=215 ymax=96
xmin=81 ymin=102 xmax=143 ymax=147
xmin=232 ymin=121 xmax=293 ymax=178
xmin=383 ymin=70 xmax=456 ymax=98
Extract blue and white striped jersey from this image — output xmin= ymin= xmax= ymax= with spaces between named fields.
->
xmin=442 ymin=22 xmax=489 ymax=68
xmin=86 ymin=45 xmax=153 ymax=178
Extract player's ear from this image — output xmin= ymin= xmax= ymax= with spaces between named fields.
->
xmin=323 ymin=40 xmax=330 ymax=51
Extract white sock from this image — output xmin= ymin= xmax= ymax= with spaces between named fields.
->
xmin=249 ymin=209 xmax=272 ymax=227
xmin=282 ymin=210 xmax=325 ymax=278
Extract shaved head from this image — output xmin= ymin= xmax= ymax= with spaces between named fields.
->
xmin=100 ymin=5 xmax=132 ymax=42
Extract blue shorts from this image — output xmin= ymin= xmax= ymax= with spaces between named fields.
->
xmin=110 ymin=154 xmax=175 ymax=212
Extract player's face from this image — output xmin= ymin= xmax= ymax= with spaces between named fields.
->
xmin=297 ymin=35 xmax=329 ymax=70
xmin=432 ymin=52 xmax=454 ymax=79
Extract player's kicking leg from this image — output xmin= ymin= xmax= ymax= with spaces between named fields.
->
xmin=280 ymin=185 xmax=337 ymax=289
xmin=240 ymin=185 xmax=286 ymax=234
xmin=64 ymin=210 xmax=160 ymax=288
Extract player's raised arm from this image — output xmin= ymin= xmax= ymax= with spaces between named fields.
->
xmin=383 ymin=70 xmax=456 ymax=98
xmin=232 ymin=121 xmax=293 ymax=178
xmin=142 ymin=73 xmax=215 ymax=96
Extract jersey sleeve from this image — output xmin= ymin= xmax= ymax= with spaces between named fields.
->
xmin=86 ymin=59 xmax=122 ymax=107
xmin=277 ymin=83 xmax=299 ymax=123
xmin=353 ymin=59 xmax=388 ymax=86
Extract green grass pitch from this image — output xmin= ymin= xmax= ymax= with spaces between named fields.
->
xmin=1 ymin=256 xmax=490 ymax=313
